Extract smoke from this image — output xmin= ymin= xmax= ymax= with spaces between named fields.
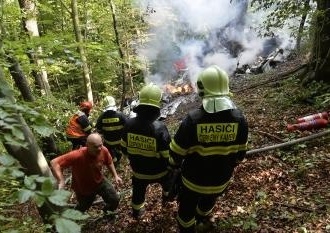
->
xmin=133 ymin=0 xmax=296 ymax=85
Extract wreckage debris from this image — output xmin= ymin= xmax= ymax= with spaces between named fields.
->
xmin=235 ymin=48 xmax=285 ymax=75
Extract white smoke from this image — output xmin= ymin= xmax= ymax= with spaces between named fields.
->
xmin=133 ymin=0 xmax=296 ymax=85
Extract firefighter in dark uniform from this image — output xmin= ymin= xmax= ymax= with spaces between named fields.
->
xmin=169 ymin=65 xmax=249 ymax=233
xmin=66 ymin=101 xmax=93 ymax=150
xmin=96 ymin=96 xmax=127 ymax=168
xmin=121 ymin=83 xmax=172 ymax=220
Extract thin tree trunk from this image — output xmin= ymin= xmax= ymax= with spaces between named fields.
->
xmin=109 ymin=0 xmax=127 ymax=110
xmin=18 ymin=0 xmax=52 ymax=96
xmin=71 ymin=0 xmax=94 ymax=103
xmin=296 ymin=0 xmax=310 ymax=51
xmin=5 ymin=52 xmax=35 ymax=102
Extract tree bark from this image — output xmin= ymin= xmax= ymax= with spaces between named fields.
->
xmin=71 ymin=0 xmax=94 ymax=103
xmin=18 ymin=0 xmax=52 ymax=95
xmin=311 ymin=0 xmax=330 ymax=83
xmin=109 ymin=0 xmax=127 ymax=110
xmin=4 ymin=52 xmax=58 ymax=165
xmin=0 ymin=67 xmax=59 ymax=223
xmin=296 ymin=0 xmax=311 ymax=51
xmin=5 ymin=52 xmax=35 ymax=102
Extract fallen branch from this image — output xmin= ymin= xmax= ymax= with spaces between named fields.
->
xmin=252 ymin=130 xmax=284 ymax=143
xmin=234 ymin=63 xmax=308 ymax=93
xmin=273 ymin=201 xmax=326 ymax=214
xmin=247 ymin=129 xmax=330 ymax=156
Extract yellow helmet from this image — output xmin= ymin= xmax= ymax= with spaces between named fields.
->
xmin=197 ymin=65 xmax=230 ymax=97
xmin=138 ymin=83 xmax=162 ymax=108
xmin=197 ymin=66 xmax=235 ymax=113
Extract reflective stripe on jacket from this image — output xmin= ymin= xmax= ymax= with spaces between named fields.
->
xmin=121 ymin=118 xmax=171 ymax=180
xmin=96 ymin=110 xmax=127 ymax=146
xmin=170 ymin=107 xmax=248 ymax=194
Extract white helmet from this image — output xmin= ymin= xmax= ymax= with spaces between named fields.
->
xmin=104 ymin=96 xmax=116 ymax=107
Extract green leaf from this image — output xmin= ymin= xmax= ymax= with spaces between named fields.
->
xmin=0 ymin=154 xmax=16 ymax=166
xmin=41 ymin=178 xmax=55 ymax=196
xmin=61 ymin=209 xmax=89 ymax=221
xmin=4 ymin=117 xmax=18 ymax=123
xmin=24 ymin=176 xmax=37 ymax=190
xmin=55 ymin=218 xmax=81 ymax=233
xmin=3 ymin=134 xmax=27 ymax=147
xmin=34 ymin=193 xmax=46 ymax=207
xmin=0 ymin=110 xmax=10 ymax=119
xmin=11 ymin=126 xmax=25 ymax=140
xmin=35 ymin=176 xmax=48 ymax=183
xmin=10 ymin=168 xmax=25 ymax=178
xmin=48 ymin=190 xmax=71 ymax=206
xmin=31 ymin=125 xmax=55 ymax=137
xmin=17 ymin=189 xmax=34 ymax=203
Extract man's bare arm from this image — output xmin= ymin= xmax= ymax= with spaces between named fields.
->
xmin=50 ymin=158 xmax=65 ymax=189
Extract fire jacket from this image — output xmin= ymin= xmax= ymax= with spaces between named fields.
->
xmin=121 ymin=118 xmax=171 ymax=180
xmin=66 ymin=110 xmax=93 ymax=139
xmin=169 ymin=107 xmax=248 ymax=194
xmin=96 ymin=110 xmax=127 ymax=147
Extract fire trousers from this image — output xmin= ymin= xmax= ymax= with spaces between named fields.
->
xmin=75 ymin=178 xmax=120 ymax=213
xmin=176 ymin=184 xmax=221 ymax=233
xmin=131 ymin=174 xmax=171 ymax=212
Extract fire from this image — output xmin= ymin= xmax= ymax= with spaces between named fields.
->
xmin=164 ymin=83 xmax=193 ymax=94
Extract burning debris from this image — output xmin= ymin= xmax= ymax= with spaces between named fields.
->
xmin=163 ymin=73 xmax=194 ymax=95
xmin=235 ymin=48 xmax=285 ymax=75
xmin=160 ymin=94 xmax=197 ymax=120
xmin=122 ymin=70 xmax=196 ymax=120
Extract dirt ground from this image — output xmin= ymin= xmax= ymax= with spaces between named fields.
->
xmin=6 ymin=57 xmax=329 ymax=233
xmin=81 ymin=58 xmax=330 ymax=233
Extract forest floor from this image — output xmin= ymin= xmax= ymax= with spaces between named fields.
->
xmin=9 ymin=56 xmax=330 ymax=233
xmin=80 ymin=56 xmax=330 ymax=233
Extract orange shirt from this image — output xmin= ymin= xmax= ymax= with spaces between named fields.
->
xmin=56 ymin=146 xmax=113 ymax=195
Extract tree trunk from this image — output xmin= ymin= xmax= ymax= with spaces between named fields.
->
xmin=296 ymin=0 xmax=310 ymax=51
xmin=71 ymin=0 xmax=94 ymax=103
xmin=0 ymin=67 xmax=59 ymax=223
xmin=5 ymin=52 xmax=35 ymax=102
xmin=5 ymin=52 xmax=58 ymax=162
xmin=109 ymin=0 xmax=128 ymax=110
xmin=311 ymin=0 xmax=330 ymax=83
xmin=18 ymin=0 xmax=52 ymax=96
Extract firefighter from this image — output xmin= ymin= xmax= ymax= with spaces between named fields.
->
xmin=66 ymin=101 xmax=93 ymax=150
xmin=96 ymin=96 xmax=127 ymax=168
xmin=169 ymin=65 xmax=249 ymax=233
xmin=121 ymin=83 xmax=172 ymax=220
xmin=50 ymin=133 xmax=122 ymax=216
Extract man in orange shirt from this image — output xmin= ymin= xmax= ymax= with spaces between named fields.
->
xmin=51 ymin=133 xmax=122 ymax=215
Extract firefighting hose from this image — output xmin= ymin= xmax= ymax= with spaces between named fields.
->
xmin=246 ymin=129 xmax=330 ymax=156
